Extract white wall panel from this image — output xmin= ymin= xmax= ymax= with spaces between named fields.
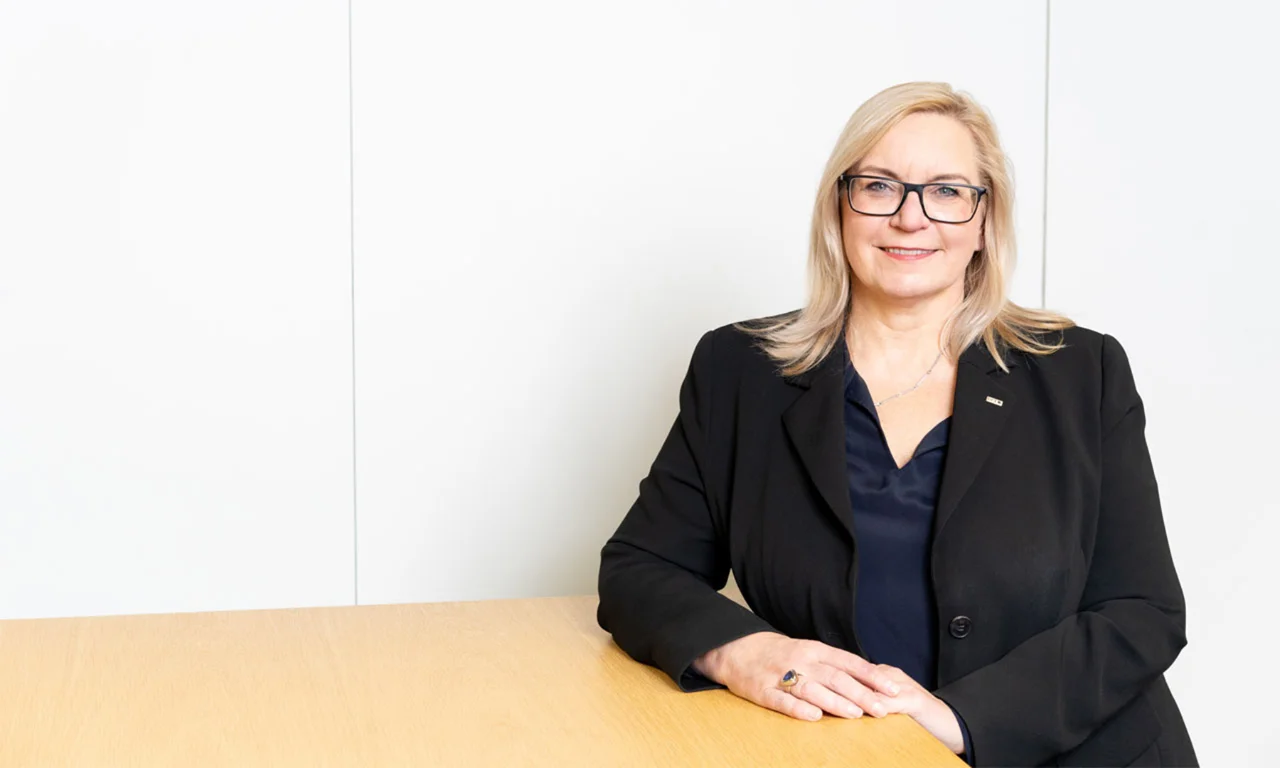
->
xmin=1045 ymin=2 xmax=1277 ymax=763
xmin=353 ymin=0 xmax=1049 ymax=605
xmin=0 ymin=1 xmax=354 ymax=618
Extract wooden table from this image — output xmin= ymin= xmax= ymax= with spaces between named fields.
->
xmin=0 ymin=595 xmax=963 ymax=766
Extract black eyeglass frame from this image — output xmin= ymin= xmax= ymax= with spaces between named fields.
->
xmin=838 ymin=174 xmax=988 ymax=224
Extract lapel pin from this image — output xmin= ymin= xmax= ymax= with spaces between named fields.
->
xmin=985 ymin=396 xmax=1004 ymax=407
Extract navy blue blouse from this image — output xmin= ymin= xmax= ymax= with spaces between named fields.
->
xmin=844 ymin=358 xmax=974 ymax=763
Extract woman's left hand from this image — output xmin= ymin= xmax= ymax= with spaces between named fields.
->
xmin=872 ymin=663 xmax=965 ymax=756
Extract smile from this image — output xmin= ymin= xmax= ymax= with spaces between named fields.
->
xmin=880 ymin=247 xmax=938 ymax=260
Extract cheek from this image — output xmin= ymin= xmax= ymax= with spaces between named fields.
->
xmin=946 ymin=224 xmax=983 ymax=254
xmin=841 ymin=220 xmax=879 ymax=263
xmin=944 ymin=250 xmax=978 ymax=286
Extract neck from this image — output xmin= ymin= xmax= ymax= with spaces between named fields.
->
xmin=845 ymin=285 xmax=962 ymax=371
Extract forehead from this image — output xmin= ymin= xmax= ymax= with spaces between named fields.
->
xmin=859 ymin=113 xmax=979 ymax=178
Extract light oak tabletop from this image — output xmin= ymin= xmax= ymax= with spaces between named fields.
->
xmin=0 ymin=595 xmax=963 ymax=767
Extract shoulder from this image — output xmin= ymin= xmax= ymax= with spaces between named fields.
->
xmin=1022 ymin=325 xmax=1135 ymax=380
xmin=1018 ymin=325 xmax=1144 ymax=429
xmin=699 ymin=309 xmax=799 ymax=373
xmin=674 ymin=310 xmax=801 ymax=401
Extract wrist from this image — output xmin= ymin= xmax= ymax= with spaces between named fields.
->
xmin=937 ymin=699 xmax=966 ymax=755
xmin=694 ymin=631 xmax=782 ymax=682
xmin=692 ymin=647 xmax=721 ymax=681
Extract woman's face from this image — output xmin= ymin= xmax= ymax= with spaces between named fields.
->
xmin=840 ymin=112 xmax=985 ymax=305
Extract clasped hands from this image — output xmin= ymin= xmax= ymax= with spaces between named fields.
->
xmin=693 ymin=631 xmax=964 ymax=756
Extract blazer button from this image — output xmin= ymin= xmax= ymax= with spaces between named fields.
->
xmin=948 ymin=615 xmax=973 ymax=639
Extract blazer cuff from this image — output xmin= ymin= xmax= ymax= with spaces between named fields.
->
xmin=654 ymin=601 xmax=778 ymax=693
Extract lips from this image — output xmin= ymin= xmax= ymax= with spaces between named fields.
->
xmin=880 ymin=247 xmax=937 ymax=261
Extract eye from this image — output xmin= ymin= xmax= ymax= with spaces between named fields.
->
xmin=866 ymin=181 xmax=891 ymax=192
xmin=934 ymin=185 xmax=960 ymax=197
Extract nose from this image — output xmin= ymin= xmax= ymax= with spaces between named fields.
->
xmin=891 ymin=188 xmax=930 ymax=231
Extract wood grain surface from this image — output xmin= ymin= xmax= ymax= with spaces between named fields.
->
xmin=0 ymin=595 xmax=963 ymax=767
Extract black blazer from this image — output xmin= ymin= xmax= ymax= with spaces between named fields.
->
xmin=598 ymin=316 xmax=1197 ymax=768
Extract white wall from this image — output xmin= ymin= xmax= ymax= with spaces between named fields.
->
xmin=0 ymin=1 xmax=355 ymax=618
xmin=350 ymin=0 xmax=1047 ymax=605
xmin=0 ymin=3 xmax=1048 ymax=618
xmin=1045 ymin=2 xmax=1278 ymax=763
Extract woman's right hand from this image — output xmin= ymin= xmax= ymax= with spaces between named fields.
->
xmin=692 ymin=631 xmax=902 ymax=721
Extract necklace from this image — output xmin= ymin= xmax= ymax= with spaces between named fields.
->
xmin=873 ymin=350 xmax=945 ymax=407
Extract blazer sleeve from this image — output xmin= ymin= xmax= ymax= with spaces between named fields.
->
xmin=931 ymin=334 xmax=1189 ymax=767
xmin=597 ymin=328 xmax=776 ymax=691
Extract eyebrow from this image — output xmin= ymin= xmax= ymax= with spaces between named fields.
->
xmin=854 ymin=165 xmax=975 ymax=185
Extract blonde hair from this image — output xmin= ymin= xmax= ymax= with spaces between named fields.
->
xmin=738 ymin=81 xmax=1073 ymax=376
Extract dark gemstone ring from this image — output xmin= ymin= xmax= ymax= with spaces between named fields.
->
xmin=780 ymin=669 xmax=802 ymax=690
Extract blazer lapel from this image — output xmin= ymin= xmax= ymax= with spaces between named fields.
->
xmin=933 ymin=341 xmax=1017 ymax=539
xmin=781 ymin=341 xmax=858 ymax=543
xmin=780 ymin=335 xmax=1018 ymax=545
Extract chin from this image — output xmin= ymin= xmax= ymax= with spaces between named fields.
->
xmin=875 ymin=278 xmax=951 ymax=302
xmin=851 ymin=261 xmax=965 ymax=303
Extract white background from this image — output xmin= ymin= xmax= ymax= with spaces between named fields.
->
xmin=0 ymin=1 xmax=1273 ymax=763
xmin=0 ymin=1 xmax=355 ymax=617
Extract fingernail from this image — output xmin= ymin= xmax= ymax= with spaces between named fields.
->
xmin=873 ymin=702 xmax=886 ymax=717
xmin=888 ymin=683 xmax=900 ymax=695
xmin=847 ymin=705 xmax=861 ymax=718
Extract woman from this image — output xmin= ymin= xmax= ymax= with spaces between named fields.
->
xmin=597 ymin=82 xmax=1197 ymax=767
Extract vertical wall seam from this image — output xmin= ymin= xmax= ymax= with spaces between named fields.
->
xmin=348 ymin=0 xmax=359 ymax=606
xmin=1041 ymin=0 xmax=1051 ymax=310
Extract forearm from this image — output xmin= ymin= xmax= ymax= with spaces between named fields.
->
xmin=598 ymin=539 xmax=776 ymax=690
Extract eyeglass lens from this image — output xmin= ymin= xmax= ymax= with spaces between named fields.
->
xmin=847 ymin=177 xmax=979 ymax=223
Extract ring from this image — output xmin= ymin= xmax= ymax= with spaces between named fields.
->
xmin=780 ymin=669 xmax=801 ymax=690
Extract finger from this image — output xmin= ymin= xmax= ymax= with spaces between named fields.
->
xmin=760 ymin=685 xmax=824 ymax=721
xmin=869 ymin=666 xmax=923 ymax=717
xmin=816 ymin=665 xmax=889 ymax=718
xmin=820 ymin=647 xmax=901 ymax=696
xmin=876 ymin=664 xmax=913 ymax=686
xmin=875 ymin=686 xmax=919 ymax=716
xmin=790 ymin=677 xmax=865 ymax=719
xmin=876 ymin=664 xmax=921 ymax=695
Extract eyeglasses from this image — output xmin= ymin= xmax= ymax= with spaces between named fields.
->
xmin=838 ymin=174 xmax=987 ymax=224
